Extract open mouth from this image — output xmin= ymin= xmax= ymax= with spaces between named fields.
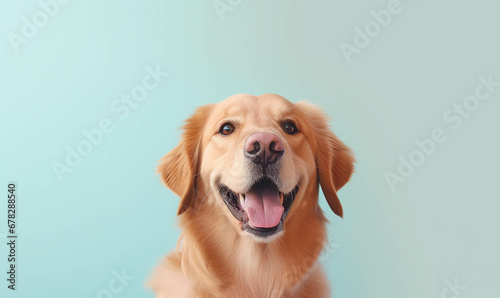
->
xmin=219 ymin=177 xmax=299 ymax=238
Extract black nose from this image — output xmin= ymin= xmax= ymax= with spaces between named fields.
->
xmin=244 ymin=132 xmax=284 ymax=166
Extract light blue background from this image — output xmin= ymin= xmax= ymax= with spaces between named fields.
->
xmin=1 ymin=0 xmax=499 ymax=297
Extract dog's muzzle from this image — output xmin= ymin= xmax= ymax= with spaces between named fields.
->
xmin=219 ymin=132 xmax=299 ymax=239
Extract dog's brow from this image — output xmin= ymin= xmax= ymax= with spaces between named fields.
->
xmin=224 ymin=106 xmax=246 ymax=116
xmin=216 ymin=117 xmax=241 ymax=127
xmin=221 ymin=115 xmax=240 ymax=120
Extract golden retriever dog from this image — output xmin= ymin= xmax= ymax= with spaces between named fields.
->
xmin=149 ymin=94 xmax=354 ymax=297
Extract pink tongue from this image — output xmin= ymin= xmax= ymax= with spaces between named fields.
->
xmin=242 ymin=187 xmax=284 ymax=228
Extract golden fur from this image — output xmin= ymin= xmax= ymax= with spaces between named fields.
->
xmin=148 ymin=94 xmax=354 ymax=297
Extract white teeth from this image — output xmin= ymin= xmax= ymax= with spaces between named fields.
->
xmin=239 ymin=194 xmax=245 ymax=206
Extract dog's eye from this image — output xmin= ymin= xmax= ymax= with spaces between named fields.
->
xmin=282 ymin=122 xmax=297 ymax=134
xmin=219 ymin=123 xmax=235 ymax=135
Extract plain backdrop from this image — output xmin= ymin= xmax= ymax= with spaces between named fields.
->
xmin=1 ymin=1 xmax=499 ymax=297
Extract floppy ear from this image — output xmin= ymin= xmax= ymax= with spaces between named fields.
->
xmin=157 ymin=105 xmax=212 ymax=215
xmin=298 ymin=102 xmax=355 ymax=218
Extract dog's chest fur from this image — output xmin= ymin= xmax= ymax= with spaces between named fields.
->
xmin=149 ymin=207 xmax=331 ymax=297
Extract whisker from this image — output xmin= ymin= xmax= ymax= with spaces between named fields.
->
xmin=193 ymin=170 xmax=205 ymax=178
xmin=275 ymin=238 xmax=283 ymax=252
xmin=197 ymin=184 xmax=223 ymax=215
xmin=197 ymin=189 xmax=212 ymax=214
xmin=261 ymin=243 xmax=270 ymax=256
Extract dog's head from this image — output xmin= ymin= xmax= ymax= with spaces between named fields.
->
xmin=158 ymin=94 xmax=354 ymax=242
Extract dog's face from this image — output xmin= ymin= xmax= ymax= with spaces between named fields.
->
xmin=158 ymin=94 xmax=354 ymax=242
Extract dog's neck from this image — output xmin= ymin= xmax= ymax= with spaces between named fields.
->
xmin=177 ymin=190 xmax=328 ymax=296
